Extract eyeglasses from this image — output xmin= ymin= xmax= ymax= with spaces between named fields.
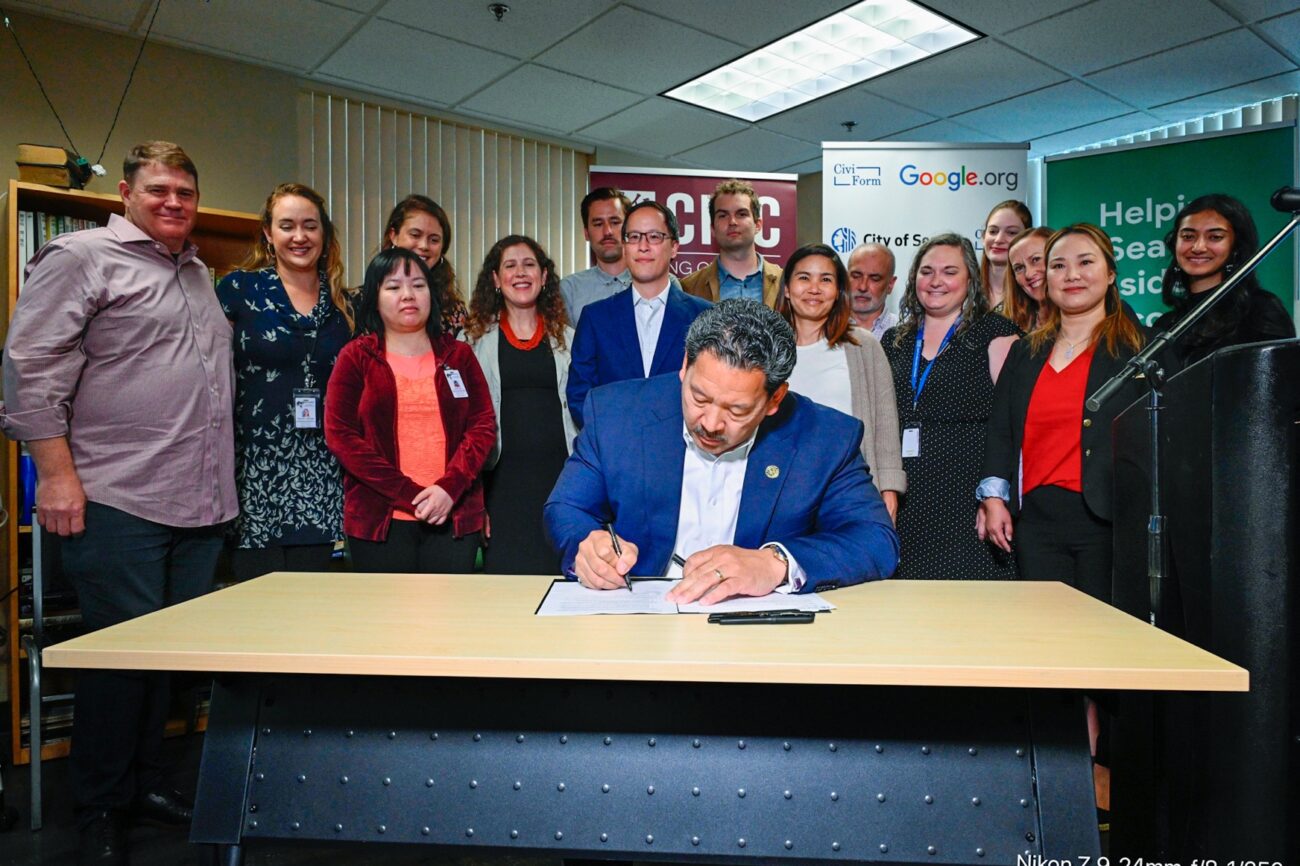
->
xmin=625 ymin=230 xmax=672 ymax=246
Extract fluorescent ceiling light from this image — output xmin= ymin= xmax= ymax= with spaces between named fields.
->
xmin=664 ymin=0 xmax=978 ymax=122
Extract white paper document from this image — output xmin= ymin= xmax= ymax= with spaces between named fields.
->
xmin=535 ymin=579 xmax=836 ymax=617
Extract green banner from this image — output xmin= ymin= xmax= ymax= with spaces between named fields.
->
xmin=1045 ymin=125 xmax=1296 ymax=326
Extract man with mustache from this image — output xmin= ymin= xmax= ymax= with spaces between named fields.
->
xmin=559 ymin=187 xmax=633 ymax=325
xmin=847 ymin=241 xmax=899 ymax=338
xmin=546 ymin=299 xmax=898 ymax=603
xmin=681 ymin=178 xmax=783 ymax=308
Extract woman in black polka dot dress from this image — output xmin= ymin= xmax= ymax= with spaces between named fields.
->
xmin=882 ymin=233 xmax=1021 ymax=580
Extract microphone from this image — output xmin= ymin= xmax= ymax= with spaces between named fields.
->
xmin=1270 ymin=186 xmax=1300 ymax=213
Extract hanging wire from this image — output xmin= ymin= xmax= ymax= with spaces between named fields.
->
xmin=1 ymin=8 xmax=82 ymax=156
xmin=95 ymin=0 xmax=163 ymax=167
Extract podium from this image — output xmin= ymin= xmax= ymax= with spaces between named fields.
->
xmin=1111 ymin=338 xmax=1299 ymax=860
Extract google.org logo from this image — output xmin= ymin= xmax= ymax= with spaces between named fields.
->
xmin=899 ymin=164 xmax=1020 ymax=192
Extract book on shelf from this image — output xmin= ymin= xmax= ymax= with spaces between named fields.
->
xmin=15 ymin=209 xmax=102 ymax=294
xmin=16 ymin=143 xmax=90 ymax=189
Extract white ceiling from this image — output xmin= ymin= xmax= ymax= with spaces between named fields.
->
xmin=14 ymin=0 xmax=1300 ymax=172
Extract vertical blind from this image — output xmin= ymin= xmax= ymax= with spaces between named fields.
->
xmin=299 ymin=90 xmax=591 ymax=298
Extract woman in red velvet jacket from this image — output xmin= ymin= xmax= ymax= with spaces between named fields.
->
xmin=325 ymin=247 xmax=495 ymax=573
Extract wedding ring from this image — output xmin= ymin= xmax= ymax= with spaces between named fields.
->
xmin=714 ymin=568 xmax=725 ymax=582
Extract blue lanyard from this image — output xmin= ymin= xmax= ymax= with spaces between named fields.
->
xmin=910 ymin=318 xmax=960 ymax=408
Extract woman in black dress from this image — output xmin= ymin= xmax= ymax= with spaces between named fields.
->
xmin=463 ymin=235 xmax=575 ymax=574
xmin=882 ymin=233 xmax=1021 ymax=580
xmin=1154 ymin=193 xmax=1294 ymax=368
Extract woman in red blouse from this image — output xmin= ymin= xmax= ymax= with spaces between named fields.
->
xmin=977 ymin=223 xmax=1146 ymax=601
xmin=325 ymin=247 xmax=495 ymax=572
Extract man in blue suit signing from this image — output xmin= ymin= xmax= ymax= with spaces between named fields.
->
xmin=545 ymin=299 xmax=899 ymax=604
xmin=565 ymin=200 xmax=711 ymax=428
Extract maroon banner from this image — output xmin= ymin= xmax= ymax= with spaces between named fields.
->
xmin=588 ymin=167 xmax=799 ymax=278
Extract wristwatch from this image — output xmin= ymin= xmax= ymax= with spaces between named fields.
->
xmin=763 ymin=543 xmax=790 ymax=586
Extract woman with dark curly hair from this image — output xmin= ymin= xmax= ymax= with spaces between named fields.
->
xmin=1154 ymin=192 xmax=1294 ymax=368
xmin=463 ymin=235 xmax=575 ymax=574
xmin=382 ymin=194 xmax=469 ymax=335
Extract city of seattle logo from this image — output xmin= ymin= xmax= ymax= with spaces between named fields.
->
xmin=831 ymin=227 xmax=857 ymax=253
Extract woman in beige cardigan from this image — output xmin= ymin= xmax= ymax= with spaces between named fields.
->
xmin=462 ymin=235 xmax=576 ymax=573
xmin=776 ymin=243 xmax=905 ymax=521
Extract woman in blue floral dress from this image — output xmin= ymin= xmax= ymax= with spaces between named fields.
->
xmin=216 ymin=183 xmax=353 ymax=580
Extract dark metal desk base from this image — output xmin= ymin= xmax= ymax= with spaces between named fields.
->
xmin=193 ymin=676 xmax=1098 ymax=865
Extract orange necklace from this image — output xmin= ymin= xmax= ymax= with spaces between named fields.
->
xmin=501 ymin=314 xmax=546 ymax=351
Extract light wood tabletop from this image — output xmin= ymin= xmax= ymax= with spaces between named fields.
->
xmin=42 ymin=574 xmax=1246 ymax=692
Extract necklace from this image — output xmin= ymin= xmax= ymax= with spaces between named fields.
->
xmin=1061 ymin=333 xmax=1091 ymax=360
xmin=501 ymin=314 xmax=545 ymax=351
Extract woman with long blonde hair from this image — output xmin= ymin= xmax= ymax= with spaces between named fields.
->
xmin=216 ymin=182 xmax=353 ymax=580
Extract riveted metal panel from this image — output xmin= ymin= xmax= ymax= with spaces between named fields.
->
xmin=200 ymin=676 xmax=1097 ymax=864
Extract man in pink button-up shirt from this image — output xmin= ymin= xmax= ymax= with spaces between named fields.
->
xmin=1 ymin=141 xmax=236 ymax=864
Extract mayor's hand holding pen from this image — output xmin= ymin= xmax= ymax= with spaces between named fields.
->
xmin=665 ymin=544 xmax=787 ymax=605
xmin=574 ymin=526 xmax=639 ymax=590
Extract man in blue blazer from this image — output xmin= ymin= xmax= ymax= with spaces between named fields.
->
xmin=546 ymin=300 xmax=899 ymax=603
xmin=566 ymin=200 xmax=711 ymax=428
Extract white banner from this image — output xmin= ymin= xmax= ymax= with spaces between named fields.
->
xmin=821 ymin=142 xmax=1030 ymax=310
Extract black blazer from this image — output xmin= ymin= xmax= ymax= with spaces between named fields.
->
xmin=981 ymin=335 xmax=1146 ymax=523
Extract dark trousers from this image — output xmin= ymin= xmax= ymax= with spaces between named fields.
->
xmin=229 ymin=543 xmax=336 ymax=582
xmin=1015 ymin=485 xmax=1113 ymax=603
xmin=60 ymin=502 xmax=224 ymax=825
xmin=348 ymin=520 xmax=480 ymax=573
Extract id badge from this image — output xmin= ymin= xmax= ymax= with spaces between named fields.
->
xmin=293 ymin=388 xmax=322 ymax=429
xmin=443 ymin=367 xmax=469 ymax=399
xmin=901 ymin=425 xmax=920 ymax=458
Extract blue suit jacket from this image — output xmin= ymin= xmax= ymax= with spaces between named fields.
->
xmin=544 ymin=374 xmax=899 ymax=592
xmin=565 ymin=285 xmax=711 ymax=428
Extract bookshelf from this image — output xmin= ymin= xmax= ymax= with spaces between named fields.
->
xmin=3 ymin=179 xmax=260 ymax=765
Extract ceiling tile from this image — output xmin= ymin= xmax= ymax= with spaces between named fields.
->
xmin=537 ymin=6 xmax=744 ymax=95
xmin=880 ymin=119 xmax=1001 ymax=142
xmin=1029 ymin=112 xmax=1162 ymax=156
xmin=757 ymin=89 xmax=939 ymax=143
xmin=1146 ymin=70 xmax=1300 ymax=121
xmin=867 ymin=39 xmax=1067 ymax=117
xmin=325 ymin=0 xmax=381 ymax=11
xmin=155 ymin=0 xmax=363 ymax=71
xmin=1258 ymin=8 xmax=1300 ymax=59
xmin=675 ymin=128 xmax=818 ymax=172
xmin=1085 ymin=29 xmax=1295 ymax=107
xmin=316 ymin=19 xmax=519 ymax=104
xmin=377 ymin=0 xmax=616 ymax=59
xmin=621 ymin=0 xmax=852 ymax=48
xmin=577 ymin=97 xmax=747 ymax=156
xmin=1215 ymin=0 xmax=1300 ymax=22
xmin=459 ymin=65 xmax=643 ymax=133
xmin=778 ymin=157 xmax=823 ymax=174
xmin=5 ymin=0 xmax=144 ymax=30
xmin=1003 ymin=0 xmax=1238 ymax=75
xmin=954 ymin=80 xmax=1131 ymax=140
xmin=922 ymin=0 xmax=1087 ymax=35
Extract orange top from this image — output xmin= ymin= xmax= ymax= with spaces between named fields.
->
xmin=387 ymin=351 xmax=446 ymax=521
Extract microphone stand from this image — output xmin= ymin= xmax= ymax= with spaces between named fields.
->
xmin=1087 ymin=205 xmax=1300 ymax=628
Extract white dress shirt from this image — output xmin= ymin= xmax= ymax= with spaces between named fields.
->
xmin=666 ymin=425 xmax=805 ymax=593
xmin=633 ymin=281 xmax=671 ymax=376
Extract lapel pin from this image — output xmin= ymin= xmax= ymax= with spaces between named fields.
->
xmin=765 ymin=465 xmax=780 ymax=479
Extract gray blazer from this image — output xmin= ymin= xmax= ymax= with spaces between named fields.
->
xmin=843 ymin=328 xmax=907 ymax=494
xmin=463 ymin=322 xmax=578 ymax=469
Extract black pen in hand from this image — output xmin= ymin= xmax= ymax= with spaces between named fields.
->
xmin=603 ymin=522 xmax=632 ymax=592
